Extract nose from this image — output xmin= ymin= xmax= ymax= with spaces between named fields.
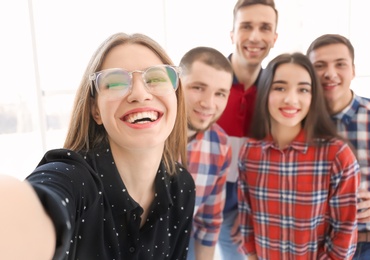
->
xmin=249 ymin=28 xmax=261 ymax=42
xmin=323 ymin=65 xmax=338 ymax=80
xmin=126 ymin=73 xmax=153 ymax=102
xmin=199 ymin=91 xmax=215 ymax=109
xmin=283 ymin=89 xmax=298 ymax=105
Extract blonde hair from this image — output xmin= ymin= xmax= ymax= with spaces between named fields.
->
xmin=64 ymin=33 xmax=188 ymax=174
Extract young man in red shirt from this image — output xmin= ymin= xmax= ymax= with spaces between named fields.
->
xmin=216 ymin=0 xmax=278 ymax=258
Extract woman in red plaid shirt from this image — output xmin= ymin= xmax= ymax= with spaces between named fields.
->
xmin=237 ymin=52 xmax=360 ymax=260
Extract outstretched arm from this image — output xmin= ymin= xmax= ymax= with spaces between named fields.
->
xmin=0 ymin=175 xmax=56 ymax=260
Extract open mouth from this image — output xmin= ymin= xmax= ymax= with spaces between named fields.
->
xmin=245 ymin=46 xmax=264 ymax=53
xmin=280 ymin=109 xmax=298 ymax=114
xmin=122 ymin=111 xmax=161 ymax=124
xmin=247 ymin=47 xmax=262 ymax=52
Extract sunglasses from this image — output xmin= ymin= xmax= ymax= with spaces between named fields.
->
xmin=89 ymin=65 xmax=181 ymax=99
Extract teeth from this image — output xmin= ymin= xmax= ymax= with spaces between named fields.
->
xmin=282 ymin=109 xmax=297 ymax=114
xmin=248 ymin=47 xmax=261 ymax=52
xmin=125 ymin=111 xmax=159 ymax=123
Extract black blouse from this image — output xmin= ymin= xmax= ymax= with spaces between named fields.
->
xmin=26 ymin=147 xmax=195 ymax=260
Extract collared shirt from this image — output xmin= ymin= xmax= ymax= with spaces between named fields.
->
xmin=187 ymin=123 xmax=231 ymax=246
xmin=217 ymin=73 xmax=257 ymax=138
xmin=217 ymin=60 xmax=262 ymax=212
xmin=238 ymin=130 xmax=360 ymax=260
xmin=26 ymin=146 xmax=196 ymax=260
xmin=331 ymin=93 xmax=370 ymax=232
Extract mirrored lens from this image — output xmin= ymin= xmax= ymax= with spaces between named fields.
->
xmin=143 ymin=66 xmax=178 ymax=95
xmin=97 ymin=69 xmax=131 ymax=98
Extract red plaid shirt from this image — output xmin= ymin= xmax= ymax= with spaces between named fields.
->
xmin=238 ymin=130 xmax=360 ymax=260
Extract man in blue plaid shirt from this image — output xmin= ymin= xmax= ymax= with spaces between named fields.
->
xmin=307 ymin=34 xmax=370 ymax=260
xmin=179 ymin=46 xmax=233 ymax=260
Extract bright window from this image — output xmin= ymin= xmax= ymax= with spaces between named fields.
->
xmin=1 ymin=0 xmax=368 ymax=179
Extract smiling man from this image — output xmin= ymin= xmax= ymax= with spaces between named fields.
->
xmin=179 ymin=46 xmax=233 ymax=260
xmin=307 ymin=34 xmax=370 ymax=260
xmin=216 ymin=0 xmax=279 ymax=259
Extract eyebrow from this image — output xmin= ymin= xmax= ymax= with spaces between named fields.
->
xmin=190 ymin=81 xmax=231 ymax=92
xmin=217 ymin=88 xmax=230 ymax=93
xmin=272 ymin=80 xmax=312 ymax=86
xmin=314 ymin=57 xmax=349 ymax=64
xmin=240 ymin=21 xmax=273 ymax=27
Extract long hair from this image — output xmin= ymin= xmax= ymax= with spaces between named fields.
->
xmin=250 ymin=52 xmax=341 ymax=142
xmin=64 ymin=32 xmax=188 ymax=174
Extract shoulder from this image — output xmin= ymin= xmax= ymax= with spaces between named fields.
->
xmin=34 ymin=149 xmax=94 ymax=175
xmin=168 ymin=162 xmax=196 ymax=196
xmin=167 ymin=163 xmax=195 ymax=207
xmin=208 ymin=124 xmax=230 ymax=144
xmin=38 ymin=148 xmax=91 ymax=167
xmin=325 ymin=138 xmax=350 ymax=149
xmin=242 ymin=137 xmax=264 ymax=147
xmin=239 ymin=138 xmax=266 ymax=158
xmin=354 ymin=93 xmax=370 ymax=111
xmin=318 ymin=138 xmax=357 ymax=162
xmin=172 ymin=162 xmax=195 ymax=186
xmin=27 ymin=148 xmax=100 ymax=192
xmin=210 ymin=123 xmax=226 ymax=133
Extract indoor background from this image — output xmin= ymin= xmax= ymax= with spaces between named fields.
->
xmin=1 ymin=0 xmax=369 ymax=180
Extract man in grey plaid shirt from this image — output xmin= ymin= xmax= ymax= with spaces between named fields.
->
xmin=307 ymin=33 xmax=370 ymax=260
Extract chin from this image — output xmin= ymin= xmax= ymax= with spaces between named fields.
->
xmin=188 ymin=122 xmax=210 ymax=133
xmin=197 ymin=124 xmax=211 ymax=132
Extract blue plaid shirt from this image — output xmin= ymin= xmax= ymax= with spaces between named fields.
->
xmin=187 ymin=123 xmax=232 ymax=246
xmin=331 ymin=92 xmax=370 ymax=231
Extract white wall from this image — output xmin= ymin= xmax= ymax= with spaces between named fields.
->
xmin=0 ymin=0 xmax=369 ymax=179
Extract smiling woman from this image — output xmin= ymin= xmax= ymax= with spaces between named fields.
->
xmin=0 ymin=0 xmax=369 ymax=180
xmin=237 ymin=53 xmax=360 ymax=259
xmin=0 ymin=32 xmax=196 ymax=260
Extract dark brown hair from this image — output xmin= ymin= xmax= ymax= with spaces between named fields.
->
xmin=233 ymin=0 xmax=278 ymax=30
xmin=306 ymin=34 xmax=355 ymax=64
xmin=250 ymin=52 xmax=341 ymax=142
xmin=179 ymin=46 xmax=233 ymax=76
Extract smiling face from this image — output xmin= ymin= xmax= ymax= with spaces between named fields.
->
xmin=181 ymin=61 xmax=232 ymax=136
xmin=308 ymin=43 xmax=355 ymax=114
xmin=268 ymin=63 xmax=312 ymax=135
xmin=91 ymin=43 xmax=177 ymax=151
xmin=231 ymin=4 xmax=278 ymax=67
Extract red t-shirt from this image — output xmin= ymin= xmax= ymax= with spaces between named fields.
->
xmin=217 ymin=80 xmax=257 ymax=138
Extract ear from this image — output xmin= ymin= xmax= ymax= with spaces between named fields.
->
xmin=91 ymin=99 xmax=103 ymax=125
xmin=271 ymin=32 xmax=278 ymax=48
xmin=230 ymin=30 xmax=235 ymax=44
xmin=352 ymin=63 xmax=356 ymax=79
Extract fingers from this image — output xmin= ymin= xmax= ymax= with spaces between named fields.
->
xmin=358 ymin=189 xmax=370 ymax=200
xmin=358 ymin=206 xmax=370 ymax=223
xmin=357 ymin=189 xmax=370 ymax=222
xmin=231 ymin=235 xmax=242 ymax=244
xmin=230 ymin=229 xmax=243 ymax=246
xmin=357 ymin=199 xmax=370 ymax=211
xmin=358 ymin=216 xmax=370 ymax=223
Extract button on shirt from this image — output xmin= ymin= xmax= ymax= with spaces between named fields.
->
xmin=238 ymin=130 xmax=360 ymax=260
xmin=187 ymin=123 xmax=231 ymax=246
xmin=26 ymin=147 xmax=196 ymax=260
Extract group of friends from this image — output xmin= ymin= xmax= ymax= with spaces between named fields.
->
xmin=1 ymin=0 xmax=369 ymax=259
